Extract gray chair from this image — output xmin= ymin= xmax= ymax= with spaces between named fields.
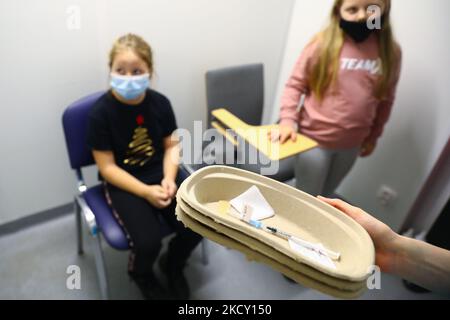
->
xmin=204 ymin=63 xmax=296 ymax=182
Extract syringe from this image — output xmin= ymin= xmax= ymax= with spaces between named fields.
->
xmin=243 ymin=206 xmax=341 ymax=261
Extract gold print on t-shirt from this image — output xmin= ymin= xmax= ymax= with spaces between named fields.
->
xmin=123 ymin=115 xmax=154 ymax=167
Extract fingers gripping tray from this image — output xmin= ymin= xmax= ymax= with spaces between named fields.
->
xmin=176 ymin=166 xmax=375 ymax=298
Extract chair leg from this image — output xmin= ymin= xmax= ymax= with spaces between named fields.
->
xmin=201 ymin=239 xmax=209 ymax=265
xmin=75 ymin=198 xmax=83 ymax=255
xmin=92 ymin=233 xmax=110 ymax=300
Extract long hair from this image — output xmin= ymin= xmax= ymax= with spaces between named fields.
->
xmin=309 ymin=0 xmax=399 ymax=100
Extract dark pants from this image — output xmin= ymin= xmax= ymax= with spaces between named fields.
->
xmin=104 ymin=170 xmax=202 ymax=277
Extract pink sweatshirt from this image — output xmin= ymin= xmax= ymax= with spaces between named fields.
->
xmin=280 ymin=33 xmax=402 ymax=149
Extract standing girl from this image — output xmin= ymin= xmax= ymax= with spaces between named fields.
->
xmin=87 ymin=34 xmax=202 ymax=300
xmin=271 ymin=0 xmax=402 ymax=197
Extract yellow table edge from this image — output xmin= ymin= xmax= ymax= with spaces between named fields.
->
xmin=211 ymin=108 xmax=318 ymax=161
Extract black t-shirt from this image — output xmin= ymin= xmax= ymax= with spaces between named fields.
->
xmin=86 ymin=89 xmax=177 ymax=184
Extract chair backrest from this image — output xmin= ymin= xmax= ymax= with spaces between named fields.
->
xmin=206 ymin=63 xmax=264 ymax=127
xmin=62 ymin=92 xmax=105 ymax=170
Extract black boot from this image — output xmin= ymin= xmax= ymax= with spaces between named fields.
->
xmin=129 ymin=272 xmax=172 ymax=300
xmin=158 ymin=252 xmax=190 ymax=300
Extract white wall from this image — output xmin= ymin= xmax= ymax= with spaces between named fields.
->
xmin=0 ymin=0 xmax=294 ymax=225
xmin=0 ymin=0 xmax=106 ymax=225
xmin=272 ymin=0 xmax=450 ymax=231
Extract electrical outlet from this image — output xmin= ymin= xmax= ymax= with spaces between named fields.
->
xmin=377 ymin=185 xmax=398 ymax=207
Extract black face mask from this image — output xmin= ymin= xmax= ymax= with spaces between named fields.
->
xmin=339 ymin=17 xmax=383 ymax=43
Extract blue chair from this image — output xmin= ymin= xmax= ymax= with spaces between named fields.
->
xmin=62 ymin=92 xmax=207 ymax=300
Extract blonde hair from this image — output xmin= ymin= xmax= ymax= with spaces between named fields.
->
xmin=310 ymin=0 xmax=400 ymax=100
xmin=109 ymin=33 xmax=154 ymax=76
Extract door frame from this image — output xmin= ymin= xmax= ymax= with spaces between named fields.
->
xmin=400 ymin=137 xmax=450 ymax=236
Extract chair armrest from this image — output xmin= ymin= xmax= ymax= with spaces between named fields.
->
xmin=211 ymin=121 xmax=238 ymax=146
xmin=211 ymin=108 xmax=250 ymax=131
xmin=180 ymin=162 xmax=195 ymax=175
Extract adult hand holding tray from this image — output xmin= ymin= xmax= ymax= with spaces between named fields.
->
xmin=211 ymin=108 xmax=318 ymax=161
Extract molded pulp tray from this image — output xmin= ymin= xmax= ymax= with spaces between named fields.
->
xmin=176 ymin=206 xmax=366 ymax=299
xmin=176 ymin=166 xmax=375 ymax=297
xmin=177 ymin=198 xmax=366 ymax=291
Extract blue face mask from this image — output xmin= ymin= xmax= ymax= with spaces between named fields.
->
xmin=110 ymin=73 xmax=150 ymax=101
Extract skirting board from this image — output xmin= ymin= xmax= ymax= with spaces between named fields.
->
xmin=0 ymin=203 xmax=73 ymax=237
